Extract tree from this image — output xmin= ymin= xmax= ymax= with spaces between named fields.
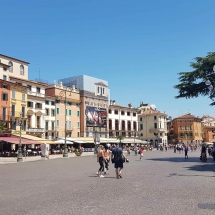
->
xmin=117 ymin=135 xmax=124 ymax=146
xmin=0 ymin=122 xmax=6 ymax=133
xmin=174 ymin=52 xmax=215 ymax=106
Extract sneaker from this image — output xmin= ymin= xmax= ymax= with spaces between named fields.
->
xmin=100 ymin=175 xmax=105 ymax=178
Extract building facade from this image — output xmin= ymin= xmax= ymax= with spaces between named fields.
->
xmin=0 ymin=54 xmax=29 ymax=81
xmin=108 ymin=101 xmax=138 ymax=138
xmin=138 ymin=109 xmax=168 ymax=146
xmin=172 ymin=113 xmax=203 ymax=144
xmin=201 ymin=115 xmax=215 ymax=143
xmin=45 ymin=82 xmax=81 ymax=138
xmin=59 ymin=75 xmax=109 ymax=138
xmin=9 ymin=77 xmax=47 ymax=138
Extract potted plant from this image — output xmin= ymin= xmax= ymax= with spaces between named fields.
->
xmin=75 ymin=151 xmax=82 ymax=156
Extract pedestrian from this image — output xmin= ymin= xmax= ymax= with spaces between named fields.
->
xmin=139 ymin=146 xmax=143 ymax=160
xmin=165 ymin=145 xmax=167 ymax=151
xmin=184 ymin=146 xmax=188 ymax=159
xmin=97 ymin=145 xmax=105 ymax=177
xmin=111 ymin=143 xmax=127 ymax=179
xmin=103 ymin=145 xmax=112 ymax=175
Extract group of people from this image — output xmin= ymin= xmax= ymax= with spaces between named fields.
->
xmin=97 ymin=144 xmax=128 ymax=179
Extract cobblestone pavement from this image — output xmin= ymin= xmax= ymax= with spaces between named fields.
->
xmin=0 ymin=149 xmax=215 ymax=215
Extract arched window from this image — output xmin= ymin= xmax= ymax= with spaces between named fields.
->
xmin=20 ymin=65 xmax=24 ymax=75
xmin=8 ymin=61 xmax=13 ymax=72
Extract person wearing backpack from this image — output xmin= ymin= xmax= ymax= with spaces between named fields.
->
xmin=111 ymin=144 xmax=127 ymax=179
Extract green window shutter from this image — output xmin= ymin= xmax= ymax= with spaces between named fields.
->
xmin=77 ymin=111 xmax=80 ymax=116
xmin=66 ymin=109 xmax=68 ymax=115
xmin=69 ymin=110 xmax=72 ymax=116
xmin=56 ymin=108 xmax=59 ymax=114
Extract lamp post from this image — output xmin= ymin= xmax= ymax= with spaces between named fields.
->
xmin=17 ymin=112 xmax=23 ymax=162
xmin=59 ymin=87 xmax=72 ymax=158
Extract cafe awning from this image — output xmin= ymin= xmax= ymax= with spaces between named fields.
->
xmin=0 ymin=137 xmax=41 ymax=144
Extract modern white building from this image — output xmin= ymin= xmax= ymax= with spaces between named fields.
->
xmin=138 ymin=107 xmax=168 ymax=146
xmin=108 ymin=101 xmax=138 ymax=138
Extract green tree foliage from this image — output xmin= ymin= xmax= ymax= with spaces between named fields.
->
xmin=174 ymin=52 xmax=215 ymax=105
xmin=0 ymin=122 xmax=6 ymax=133
xmin=117 ymin=135 xmax=124 ymax=145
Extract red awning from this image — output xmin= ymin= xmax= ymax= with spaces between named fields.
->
xmin=0 ymin=137 xmax=41 ymax=145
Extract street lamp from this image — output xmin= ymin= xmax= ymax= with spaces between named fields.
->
xmin=17 ymin=112 xmax=23 ymax=162
xmin=59 ymin=87 xmax=72 ymax=158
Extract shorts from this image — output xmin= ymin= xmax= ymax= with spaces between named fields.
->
xmin=114 ymin=160 xmax=123 ymax=169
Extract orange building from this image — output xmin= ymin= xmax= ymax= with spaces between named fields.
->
xmin=0 ymin=79 xmax=11 ymax=133
xmin=172 ymin=113 xmax=202 ymax=145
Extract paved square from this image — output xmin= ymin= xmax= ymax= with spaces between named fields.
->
xmin=0 ymin=150 xmax=215 ymax=215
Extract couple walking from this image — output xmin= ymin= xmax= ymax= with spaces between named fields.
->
xmin=97 ymin=144 xmax=128 ymax=179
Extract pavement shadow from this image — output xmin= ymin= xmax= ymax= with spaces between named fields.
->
xmin=88 ymin=176 xmax=116 ymax=179
xmin=167 ymin=173 xmax=215 ymax=178
xmin=184 ymin=163 xmax=215 ymax=172
xmin=146 ymin=157 xmax=200 ymax=163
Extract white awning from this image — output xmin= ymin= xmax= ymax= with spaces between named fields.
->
xmin=55 ymin=139 xmax=73 ymax=144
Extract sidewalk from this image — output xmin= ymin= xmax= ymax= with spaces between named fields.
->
xmin=0 ymin=152 xmax=95 ymax=165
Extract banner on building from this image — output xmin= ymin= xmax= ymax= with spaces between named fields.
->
xmin=85 ymin=106 xmax=107 ymax=127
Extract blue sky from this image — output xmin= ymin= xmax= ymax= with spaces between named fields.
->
xmin=1 ymin=0 xmax=215 ymax=118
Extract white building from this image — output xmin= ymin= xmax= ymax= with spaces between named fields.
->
xmin=44 ymin=96 xmax=56 ymax=140
xmin=138 ymin=107 xmax=168 ymax=146
xmin=108 ymin=101 xmax=138 ymax=138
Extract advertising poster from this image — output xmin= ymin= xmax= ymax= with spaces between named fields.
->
xmin=85 ymin=106 xmax=107 ymax=127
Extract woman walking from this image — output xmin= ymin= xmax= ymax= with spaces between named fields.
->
xmin=97 ymin=145 xmax=105 ymax=177
xmin=103 ymin=145 xmax=112 ymax=175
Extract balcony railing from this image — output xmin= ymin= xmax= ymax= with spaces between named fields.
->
xmin=28 ymin=91 xmax=44 ymax=97
xmin=149 ymin=128 xmax=166 ymax=133
xmin=26 ymin=128 xmax=44 ymax=133
xmin=0 ymin=115 xmax=12 ymax=121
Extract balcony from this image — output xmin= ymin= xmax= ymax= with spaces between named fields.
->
xmin=45 ymin=127 xmax=55 ymax=131
xmin=26 ymin=128 xmax=44 ymax=133
xmin=28 ymin=91 xmax=44 ymax=98
xmin=0 ymin=115 xmax=12 ymax=121
xmin=149 ymin=128 xmax=166 ymax=133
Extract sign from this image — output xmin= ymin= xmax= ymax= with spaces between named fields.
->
xmin=85 ymin=106 xmax=107 ymax=127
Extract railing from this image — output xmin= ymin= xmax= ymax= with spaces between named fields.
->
xmin=45 ymin=127 xmax=55 ymax=131
xmin=26 ymin=128 xmax=44 ymax=132
xmin=28 ymin=91 xmax=45 ymax=97
xmin=0 ymin=115 xmax=12 ymax=121
xmin=149 ymin=128 xmax=166 ymax=133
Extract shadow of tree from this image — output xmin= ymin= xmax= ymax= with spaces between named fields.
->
xmin=146 ymin=157 xmax=200 ymax=163
xmin=167 ymin=173 xmax=215 ymax=177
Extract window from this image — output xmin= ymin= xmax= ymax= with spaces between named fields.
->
xmin=133 ymin=113 xmax=136 ymax=117
xmin=69 ymin=121 xmax=72 ymax=130
xmin=45 ymin=100 xmax=49 ymax=105
xmin=46 ymin=109 xmax=49 ymax=116
xmin=103 ymin=88 xmax=105 ymax=94
xmin=121 ymin=111 xmax=125 ymax=115
xmin=77 ymin=122 xmax=80 ymax=128
xmin=85 ymin=101 xmax=89 ymax=105
xmin=3 ymin=75 xmax=6 ymax=80
xmin=154 ymin=123 xmax=157 ymax=129
xmin=22 ymin=93 xmax=25 ymax=101
xmin=66 ymin=109 xmax=68 ymax=115
xmin=51 ymin=109 xmax=55 ymax=116
xmin=109 ymin=109 xmax=112 ymax=114
xmin=51 ymin=101 xmax=55 ymax=106
xmin=27 ymin=85 xmax=31 ymax=92
xmin=141 ymin=133 xmax=143 ymax=136
xmin=154 ymin=116 xmax=157 ymax=120
xmin=185 ymin=126 xmax=187 ymax=130
xmin=12 ymin=90 xmax=15 ymax=99
xmin=56 ymin=120 xmax=59 ymax=126
xmin=8 ymin=61 xmax=13 ymax=72
xmin=140 ymin=124 xmax=143 ymax=130
xmin=127 ymin=112 xmax=130 ymax=116
xmin=2 ymin=93 xmax=8 ymax=101
xmin=20 ymin=65 xmax=24 ymax=75
xmin=180 ymin=126 xmax=183 ymax=130
xmin=180 ymin=133 xmax=184 ymax=138
xmin=69 ymin=110 xmax=72 ymax=116
xmin=21 ymin=106 xmax=25 ymax=117
xmin=190 ymin=126 xmax=192 ymax=130
xmin=77 ymin=111 xmax=80 ymax=117
xmin=97 ymin=86 xmax=99 ymax=93
xmin=114 ymin=110 xmax=118 ymax=115
xmin=52 ymin=122 xmax=54 ymax=130
xmin=2 ymin=84 xmax=8 ymax=89
xmin=27 ymin=101 xmax=33 ymax=108
xmin=2 ymin=107 xmax=6 ymax=120
xmin=35 ymin=103 xmax=42 ymax=109
xmin=36 ymin=87 xmax=40 ymax=93
xmin=67 ymin=102 xmax=72 ymax=106
xmin=140 ymin=117 xmax=142 ymax=121
xmin=45 ymin=122 xmax=49 ymax=130
xmin=56 ymin=108 xmax=60 ymax=114
xmin=12 ymin=104 xmax=15 ymax=117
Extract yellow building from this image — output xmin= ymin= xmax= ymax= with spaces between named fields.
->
xmin=10 ymin=82 xmax=28 ymax=131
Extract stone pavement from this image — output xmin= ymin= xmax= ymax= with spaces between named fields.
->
xmin=0 ymin=152 xmax=94 ymax=164
xmin=0 ymin=149 xmax=215 ymax=215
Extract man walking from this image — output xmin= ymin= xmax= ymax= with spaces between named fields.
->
xmin=184 ymin=146 xmax=188 ymax=159
xmin=111 ymin=144 xmax=127 ymax=179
